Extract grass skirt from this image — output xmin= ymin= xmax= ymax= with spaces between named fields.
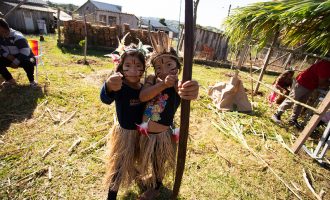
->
xmin=137 ymin=129 xmax=177 ymax=188
xmin=104 ymin=124 xmax=139 ymax=191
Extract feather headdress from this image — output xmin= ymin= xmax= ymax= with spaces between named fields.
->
xmin=104 ymin=32 xmax=151 ymax=66
xmin=149 ymin=31 xmax=179 ymax=65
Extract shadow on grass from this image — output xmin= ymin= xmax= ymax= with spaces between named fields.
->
xmin=122 ymin=186 xmax=173 ymax=200
xmin=0 ymin=85 xmax=44 ymax=135
xmin=58 ymin=44 xmax=114 ymax=58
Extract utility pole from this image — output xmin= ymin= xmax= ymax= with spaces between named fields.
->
xmin=228 ymin=4 xmax=231 ymax=16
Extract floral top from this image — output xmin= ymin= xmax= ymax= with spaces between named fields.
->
xmin=143 ymin=87 xmax=180 ymax=126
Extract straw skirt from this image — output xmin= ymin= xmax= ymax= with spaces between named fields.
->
xmin=138 ymin=129 xmax=177 ymax=188
xmin=104 ymin=124 xmax=140 ymax=191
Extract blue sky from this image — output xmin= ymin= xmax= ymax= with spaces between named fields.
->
xmin=50 ymin=0 xmax=268 ymax=28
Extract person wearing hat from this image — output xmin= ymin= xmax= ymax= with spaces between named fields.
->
xmin=272 ymin=60 xmax=330 ymax=129
xmin=0 ymin=18 xmax=37 ymax=87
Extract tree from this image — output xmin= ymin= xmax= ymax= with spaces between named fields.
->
xmin=159 ymin=18 xmax=167 ymax=26
xmin=224 ymin=0 xmax=330 ymax=55
xmin=193 ymin=0 xmax=200 ymax=55
xmin=193 ymin=0 xmax=200 ymax=28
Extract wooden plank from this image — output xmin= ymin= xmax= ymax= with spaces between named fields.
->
xmin=292 ymin=91 xmax=330 ymax=153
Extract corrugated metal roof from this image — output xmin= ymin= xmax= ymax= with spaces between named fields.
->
xmin=53 ymin=10 xmax=72 ymax=21
xmin=3 ymin=1 xmax=54 ymax=13
xmin=90 ymin=0 xmax=122 ymax=12
xmin=141 ymin=18 xmax=167 ymax=28
xmin=9 ymin=0 xmax=47 ymax=5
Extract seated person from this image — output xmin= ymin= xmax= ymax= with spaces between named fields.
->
xmin=269 ymin=70 xmax=294 ymax=104
xmin=0 ymin=18 xmax=37 ymax=87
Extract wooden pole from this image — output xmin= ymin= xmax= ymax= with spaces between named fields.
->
xmin=249 ymin=51 xmax=254 ymax=104
xmin=254 ymin=30 xmax=279 ymax=94
xmin=4 ymin=0 xmax=27 ymax=19
xmin=282 ymin=53 xmax=292 ymax=69
xmin=273 ymin=46 xmax=330 ymax=62
xmin=172 ymin=0 xmax=193 ymax=199
xmin=176 ymin=0 xmax=183 ymax=53
xmin=239 ymin=70 xmax=320 ymax=114
xmin=291 ymin=91 xmax=330 ymax=153
xmin=57 ymin=8 xmax=61 ymax=45
xmin=83 ymin=13 xmax=88 ymax=65
xmin=298 ymin=55 xmax=308 ymax=70
xmin=235 ymin=31 xmax=252 ymax=76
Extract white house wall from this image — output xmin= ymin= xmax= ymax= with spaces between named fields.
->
xmin=96 ymin=10 xmax=138 ymax=28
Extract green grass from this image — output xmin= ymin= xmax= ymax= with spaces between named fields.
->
xmin=0 ymin=34 xmax=329 ymax=199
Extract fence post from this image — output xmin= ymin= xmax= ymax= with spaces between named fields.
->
xmin=83 ymin=13 xmax=88 ymax=65
xmin=57 ymin=8 xmax=61 ymax=45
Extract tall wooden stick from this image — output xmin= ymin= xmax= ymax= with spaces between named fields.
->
xmin=57 ymin=8 xmax=61 ymax=45
xmin=254 ymin=29 xmax=279 ymax=94
xmin=83 ymin=13 xmax=88 ymax=65
xmin=172 ymin=0 xmax=193 ymax=199
xmin=291 ymin=91 xmax=330 ymax=153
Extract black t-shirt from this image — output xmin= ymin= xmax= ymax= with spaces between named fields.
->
xmin=100 ymin=83 xmax=146 ymax=130
xmin=143 ymin=87 xmax=181 ymax=126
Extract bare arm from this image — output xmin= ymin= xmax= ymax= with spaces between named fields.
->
xmin=140 ymin=75 xmax=168 ymax=102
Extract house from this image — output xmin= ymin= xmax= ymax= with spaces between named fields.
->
xmin=141 ymin=18 xmax=172 ymax=33
xmin=75 ymin=0 xmax=139 ymax=28
xmin=53 ymin=10 xmax=73 ymax=22
xmin=0 ymin=0 xmax=55 ymax=34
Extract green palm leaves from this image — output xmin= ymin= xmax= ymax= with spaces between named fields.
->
xmin=224 ymin=0 xmax=330 ymax=55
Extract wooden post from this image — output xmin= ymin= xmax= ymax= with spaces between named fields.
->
xmin=178 ymin=26 xmax=184 ymax=52
xmin=235 ymin=31 xmax=252 ymax=76
xmin=254 ymin=30 xmax=279 ymax=94
xmin=83 ymin=13 xmax=88 ymax=65
xmin=291 ymin=91 xmax=330 ymax=153
xmin=57 ymin=8 xmax=61 ymax=45
xmin=249 ymin=52 xmax=254 ymax=104
xmin=282 ymin=53 xmax=292 ymax=69
xmin=298 ymin=55 xmax=308 ymax=70
xmin=172 ymin=0 xmax=193 ymax=199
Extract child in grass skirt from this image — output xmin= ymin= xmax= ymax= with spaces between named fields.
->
xmin=100 ymin=35 xmax=150 ymax=200
xmin=136 ymin=33 xmax=199 ymax=199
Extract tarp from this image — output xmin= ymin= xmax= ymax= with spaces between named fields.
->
xmin=208 ymin=75 xmax=252 ymax=112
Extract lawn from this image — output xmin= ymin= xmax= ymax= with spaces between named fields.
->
xmin=0 ymin=34 xmax=329 ymax=200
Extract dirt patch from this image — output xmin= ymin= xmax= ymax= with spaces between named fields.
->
xmin=77 ymin=59 xmax=98 ymax=65
xmin=83 ymin=69 xmax=113 ymax=86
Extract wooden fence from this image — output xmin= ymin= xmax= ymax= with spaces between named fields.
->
xmin=178 ymin=27 xmax=229 ymax=61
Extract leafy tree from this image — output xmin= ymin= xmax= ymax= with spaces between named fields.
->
xmin=224 ymin=0 xmax=330 ymax=55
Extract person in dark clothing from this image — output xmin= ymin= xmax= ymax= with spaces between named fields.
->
xmin=0 ymin=18 xmax=37 ymax=87
xmin=268 ymin=70 xmax=294 ymax=104
xmin=272 ymin=60 xmax=330 ymax=129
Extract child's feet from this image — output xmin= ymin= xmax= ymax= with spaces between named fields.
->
xmin=30 ymin=81 xmax=38 ymax=88
xmin=138 ymin=188 xmax=160 ymax=200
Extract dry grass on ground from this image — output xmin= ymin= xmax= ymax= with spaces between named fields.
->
xmin=0 ymin=34 xmax=329 ymax=200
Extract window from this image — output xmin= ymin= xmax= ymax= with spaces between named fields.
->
xmin=108 ymin=16 xmax=116 ymax=26
xmin=99 ymin=15 xmax=106 ymax=23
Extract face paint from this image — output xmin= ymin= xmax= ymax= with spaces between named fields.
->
xmin=154 ymin=56 xmax=178 ymax=80
xmin=122 ymin=55 xmax=144 ymax=83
